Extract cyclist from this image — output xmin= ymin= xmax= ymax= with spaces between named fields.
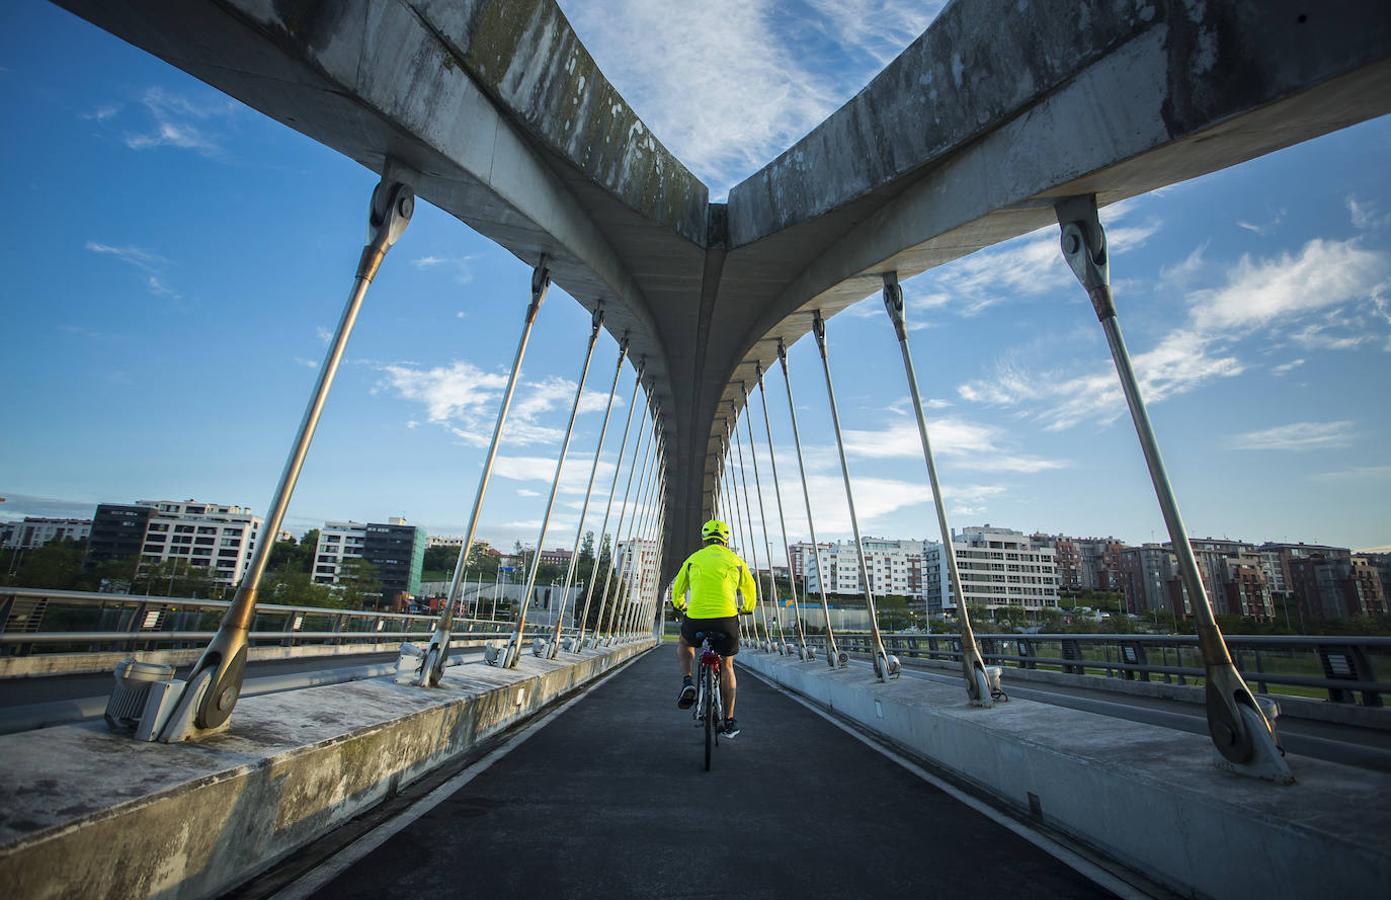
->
xmin=671 ymin=518 xmax=756 ymax=738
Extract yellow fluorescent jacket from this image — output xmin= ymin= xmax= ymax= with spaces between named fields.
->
xmin=671 ymin=542 xmax=758 ymax=618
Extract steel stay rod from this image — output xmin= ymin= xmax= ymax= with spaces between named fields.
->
xmin=160 ymin=176 xmax=414 ymax=738
xmin=593 ymin=402 xmax=655 ymax=644
xmin=741 ymin=380 xmax=788 ymax=649
xmin=1056 ymin=194 xmax=1287 ymax=777
xmin=812 ymin=311 xmax=890 ymax=680
xmin=573 ymin=363 xmax=645 ymax=647
xmin=882 ymin=274 xmax=990 ymax=703
xmin=422 ymin=257 xmax=551 ymax=686
xmin=504 ymin=307 xmax=603 ymax=667
xmin=757 ymin=362 xmax=808 ymax=654
xmin=547 ymin=334 xmax=629 ymax=656
xmin=731 ymin=406 xmax=774 ymax=647
xmin=778 ymin=340 xmax=840 ymax=665
xmin=609 ymin=429 xmax=661 ymax=640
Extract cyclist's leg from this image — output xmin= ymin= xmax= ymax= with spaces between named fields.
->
xmin=677 ymin=634 xmax=694 ymax=678
xmin=721 ymin=658 xmax=737 ymax=718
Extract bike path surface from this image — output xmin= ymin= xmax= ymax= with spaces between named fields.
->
xmin=308 ymin=649 xmax=1113 ymax=899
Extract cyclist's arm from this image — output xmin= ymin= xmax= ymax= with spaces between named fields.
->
xmin=671 ymin=561 xmax=692 ymax=615
xmin=738 ymin=562 xmax=757 ymax=615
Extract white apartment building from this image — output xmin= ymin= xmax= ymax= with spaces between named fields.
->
xmin=137 ymin=500 xmax=262 ymax=587
xmin=313 ymin=521 xmax=367 ymax=584
xmin=1 ymin=517 xmax=92 ymax=549
xmin=616 ymin=538 xmax=660 ymax=603
xmin=797 ymin=538 xmax=932 ymax=599
xmin=925 ymin=525 xmax=1058 ymax=614
xmin=427 ymin=534 xmax=467 ymax=548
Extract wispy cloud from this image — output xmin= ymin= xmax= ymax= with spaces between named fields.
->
xmin=82 ymin=103 xmax=122 ymax=122
xmin=1270 ymin=358 xmax=1305 ymax=376
xmin=1228 ymin=420 xmax=1355 ymax=452
xmin=123 ymin=86 xmax=236 ymax=157
xmin=86 ymin=241 xmax=184 ymax=300
xmin=412 ymin=253 xmax=477 ymax=285
xmin=1312 ymin=465 xmax=1391 ymax=482
xmin=84 ymin=241 xmax=167 ymax=272
xmin=1235 ymin=208 xmax=1284 ymax=236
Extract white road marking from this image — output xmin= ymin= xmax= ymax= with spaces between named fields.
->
xmin=271 ymin=652 xmax=646 ymax=900
xmin=740 ymin=664 xmax=1153 ymax=900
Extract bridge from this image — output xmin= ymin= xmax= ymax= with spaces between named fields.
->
xmin=3 ymin=1 xmax=1391 ymax=897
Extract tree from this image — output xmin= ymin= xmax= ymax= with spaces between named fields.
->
xmin=265 ymin=570 xmax=342 ymax=608
xmin=337 ymin=558 xmax=383 ymax=610
xmin=267 ymin=529 xmax=319 ymax=574
xmin=1 ymin=539 xmax=87 ymax=589
xmin=423 ymin=543 xmax=461 ymax=576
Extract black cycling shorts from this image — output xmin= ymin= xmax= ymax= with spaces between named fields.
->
xmin=680 ymin=615 xmax=740 ymax=656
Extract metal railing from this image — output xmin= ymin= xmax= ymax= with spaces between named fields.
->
xmin=807 ymin=630 xmax=1390 ymax=707
xmin=0 ymin=588 xmax=561 ymax=656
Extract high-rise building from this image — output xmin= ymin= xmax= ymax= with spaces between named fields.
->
xmin=799 ymin=537 xmax=930 ymax=599
xmin=313 ymin=521 xmax=367 ymax=584
xmin=1031 ymin=533 xmax=1124 ymax=591
xmin=364 ymin=519 xmax=427 ymax=603
xmin=313 ymin=517 xmax=426 ymax=604
xmin=85 ymin=504 xmax=154 ymax=574
xmin=1 ymin=517 xmax=92 ymax=550
xmin=924 ymin=526 xmax=1058 ymax=615
xmin=1118 ymin=543 xmax=1180 ymax=614
xmin=134 ymin=500 xmax=262 ymax=587
xmin=1287 ymin=551 xmax=1386 ymax=619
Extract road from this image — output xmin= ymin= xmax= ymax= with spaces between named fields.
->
xmin=271 ymin=650 xmax=1119 ymax=899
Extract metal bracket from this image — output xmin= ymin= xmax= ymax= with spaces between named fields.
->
xmin=812 ymin=309 xmax=828 ymax=357
xmin=1054 ymin=195 xmax=1116 ymax=320
xmin=881 ymin=272 xmax=908 ymax=341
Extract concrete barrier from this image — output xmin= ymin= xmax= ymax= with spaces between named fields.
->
xmin=740 ymin=651 xmax=1390 ymax=900
xmin=0 ymin=640 xmax=654 ymax=899
xmin=882 ymin=651 xmax=1391 ymax=732
xmin=0 ymin=636 xmax=512 ymax=679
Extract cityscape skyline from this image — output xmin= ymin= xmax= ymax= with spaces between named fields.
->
xmin=2 ymin=2 xmax=1389 ymax=556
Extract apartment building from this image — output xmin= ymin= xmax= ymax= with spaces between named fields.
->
xmin=924 ymin=525 xmax=1058 ymax=614
xmin=799 ymin=537 xmax=930 ymax=599
xmin=125 ymin=500 xmax=262 ymax=587
xmin=1 ymin=517 xmax=92 ymax=550
xmin=1031 ymin=534 xmax=1124 ymax=592
xmin=313 ymin=517 xmax=427 ymax=602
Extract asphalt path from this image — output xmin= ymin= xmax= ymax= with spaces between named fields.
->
xmin=300 ymin=650 xmax=1115 ymax=899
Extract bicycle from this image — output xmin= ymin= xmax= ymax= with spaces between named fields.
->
xmin=691 ymin=630 xmax=729 ymax=772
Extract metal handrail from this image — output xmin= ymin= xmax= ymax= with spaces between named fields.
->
xmin=798 ymin=630 xmax=1389 ymax=705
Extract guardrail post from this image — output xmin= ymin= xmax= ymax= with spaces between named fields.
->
xmin=1318 ymin=644 xmax=1383 ymax=707
xmin=1057 ymin=194 xmax=1290 ymax=782
xmin=1062 ymin=639 xmax=1084 ymax=676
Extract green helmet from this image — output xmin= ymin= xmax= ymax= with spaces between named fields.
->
xmin=701 ymin=519 xmax=731 ymax=545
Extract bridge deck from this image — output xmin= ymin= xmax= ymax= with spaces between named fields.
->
xmin=296 ymin=649 xmax=1113 ymax=898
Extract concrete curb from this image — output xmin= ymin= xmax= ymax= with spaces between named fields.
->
xmin=739 ymin=650 xmax=1390 ymax=900
xmin=0 ymin=640 xmax=654 ymax=899
xmin=888 ymin=652 xmax=1391 ymax=732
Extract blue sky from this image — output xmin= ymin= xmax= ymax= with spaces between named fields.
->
xmin=2 ymin=1 xmax=1389 ymax=555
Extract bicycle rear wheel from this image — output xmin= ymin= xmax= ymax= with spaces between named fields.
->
xmin=703 ymin=669 xmax=713 ymax=772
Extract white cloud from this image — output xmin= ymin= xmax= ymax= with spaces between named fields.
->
xmin=316 ymin=326 xmax=332 ymax=344
xmin=293 ymin=357 xmax=318 ymax=369
xmin=1270 ymin=358 xmax=1305 ymax=376
xmin=959 ymin=237 xmax=1387 ymax=429
xmin=1347 ymin=195 xmax=1387 ymax=231
xmin=1228 ymin=420 xmax=1355 ymax=452
xmin=1190 ymin=239 xmax=1389 ymax=332
xmin=839 ymin=418 xmax=1066 ymax=473
xmin=379 ymin=362 xmax=619 ymax=448
xmin=517 ymin=488 xmax=541 ymax=497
